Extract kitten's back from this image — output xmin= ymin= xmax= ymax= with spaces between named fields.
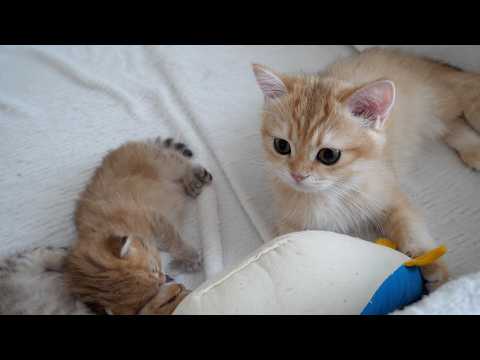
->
xmin=327 ymin=48 xmax=468 ymax=173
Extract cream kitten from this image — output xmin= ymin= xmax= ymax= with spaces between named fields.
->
xmin=253 ymin=48 xmax=480 ymax=291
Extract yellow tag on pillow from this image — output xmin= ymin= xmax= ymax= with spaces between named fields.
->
xmin=375 ymin=238 xmax=447 ymax=267
xmin=375 ymin=238 xmax=398 ymax=250
xmin=404 ymin=245 xmax=447 ymax=267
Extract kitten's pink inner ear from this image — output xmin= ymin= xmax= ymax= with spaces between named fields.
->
xmin=347 ymin=80 xmax=396 ymax=129
xmin=252 ymin=64 xmax=288 ymax=100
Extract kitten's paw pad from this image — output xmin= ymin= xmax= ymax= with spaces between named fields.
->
xmin=175 ymin=143 xmax=193 ymax=158
xmin=459 ymin=151 xmax=480 ymax=171
xmin=184 ymin=167 xmax=212 ymax=197
xmin=163 ymin=138 xmax=174 ymax=148
xmin=181 ymin=148 xmax=193 ymax=158
xmin=170 ymin=252 xmax=203 ymax=273
xmin=421 ymin=261 xmax=449 ymax=293
xmin=193 ymin=166 xmax=213 ymax=185
xmin=154 ymin=136 xmax=194 ymax=157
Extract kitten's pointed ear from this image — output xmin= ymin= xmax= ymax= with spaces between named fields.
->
xmin=346 ymin=80 xmax=396 ymax=129
xmin=252 ymin=64 xmax=288 ymax=100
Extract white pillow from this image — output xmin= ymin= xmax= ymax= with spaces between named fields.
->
xmin=174 ymin=231 xmax=410 ymax=315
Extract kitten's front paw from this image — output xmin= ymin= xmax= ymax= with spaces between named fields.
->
xmin=184 ymin=166 xmax=213 ymax=198
xmin=170 ymin=249 xmax=203 ymax=273
xmin=421 ymin=260 xmax=449 ymax=293
xmin=139 ymin=283 xmax=190 ymax=315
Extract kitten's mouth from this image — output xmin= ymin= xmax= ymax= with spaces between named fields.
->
xmin=274 ymin=170 xmax=331 ymax=193
xmin=283 ymin=178 xmax=331 ymax=193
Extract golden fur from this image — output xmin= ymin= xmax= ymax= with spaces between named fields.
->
xmin=253 ymin=48 xmax=480 ymax=290
xmin=65 ymin=138 xmax=212 ymax=314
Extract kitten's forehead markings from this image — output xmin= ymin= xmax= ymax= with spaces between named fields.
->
xmin=320 ymin=130 xmax=334 ymax=148
xmin=307 ymin=110 xmax=330 ymax=142
xmin=308 ymin=126 xmax=322 ymax=148
xmin=276 ymin=77 xmax=341 ymax=150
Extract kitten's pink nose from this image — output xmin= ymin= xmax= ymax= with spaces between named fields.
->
xmin=291 ymin=173 xmax=307 ymax=183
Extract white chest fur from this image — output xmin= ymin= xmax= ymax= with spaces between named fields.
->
xmin=275 ymin=185 xmax=388 ymax=238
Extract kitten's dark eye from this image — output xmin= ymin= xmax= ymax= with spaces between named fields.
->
xmin=273 ymin=138 xmax=291 ymax=155
xmin=317 ymin=148 xmax=341 ymax=165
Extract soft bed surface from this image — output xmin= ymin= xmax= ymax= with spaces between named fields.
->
xmin=1 ymin=45 xmax=479 ymax=292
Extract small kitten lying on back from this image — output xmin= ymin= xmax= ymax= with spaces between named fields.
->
xmin=253 ymin=48 xmax=480 ymax=291
xmin=0 ymin=247 xmax=92 ymax=315
xmin=65 ymin=137 xmax=212 ymax=315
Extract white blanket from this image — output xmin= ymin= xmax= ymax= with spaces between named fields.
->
xmin=1 ymin=45 xmax=480 ymax=306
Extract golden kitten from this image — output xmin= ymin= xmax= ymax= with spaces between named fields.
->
xmin=65 ymin=137 xmax=212 ymax=315
xmin=253 ymin=47 xmax=480 ymax=291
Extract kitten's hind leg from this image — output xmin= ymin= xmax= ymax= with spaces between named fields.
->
xmin=443 ymin=117 xmax=480 ymax=171
xmin=182 ymin=165 xmax=213 ymax=198
xmin=154 ymin=215 xmax=203 ymax=273
xmin=154 ymin=137 xmax=194 ymax=158
xmin=152 ymin=137 xmax=212 ymax=193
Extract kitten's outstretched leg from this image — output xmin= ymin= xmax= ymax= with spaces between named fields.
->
xmin=150 ymin=137 xmax=212 ymax=272
xmin=155 ymin=215 xmax=203 ymax=273
xmin=444 ymin=117 xmax=480 ymax=171
xmin=383 ymin=192 xmax=449 ymax=292
xmin=153 ymin=137 xmax=213 ymax=195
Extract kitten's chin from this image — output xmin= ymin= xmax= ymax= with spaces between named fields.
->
xmin=291 ymin=184 xmax=325 ymax=193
